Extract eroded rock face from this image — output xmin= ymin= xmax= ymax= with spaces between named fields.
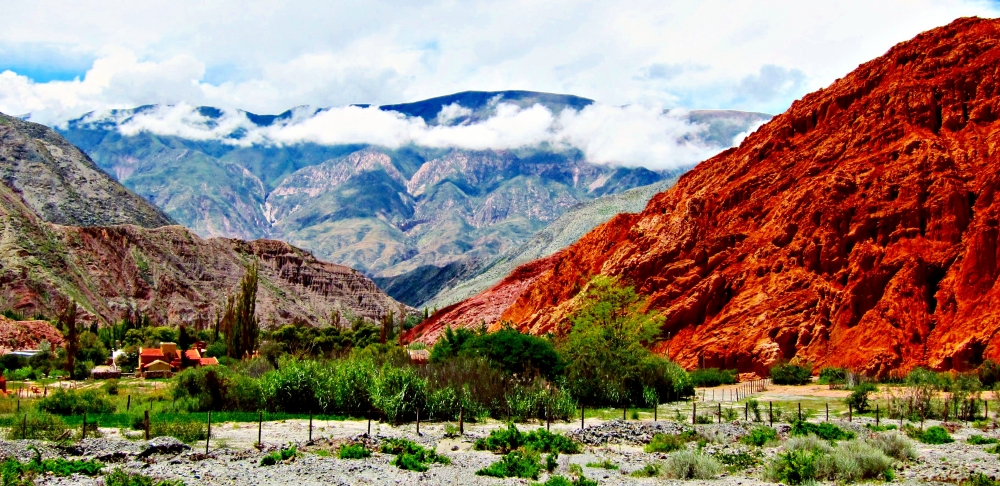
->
xmin=408 ymin=17 xmax=1000 ymax=375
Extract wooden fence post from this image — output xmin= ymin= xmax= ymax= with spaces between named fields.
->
xmin=206 ymin=411 xmax=211 ymax=454
xmin=82 ymin=411 xmax=87 ymax=440
xmin=126 ymin=395 xmax=131 ymax=412
xmin=769 ymin=401 xmax=773 ymax=426
xmin=717 ymin=403 xmax=721 ymax=423
xmin=580 ymin=404 xmax=585 ymax=430
xmin=258 ymin=411 xmax=263 ymax=447
xmin=876 ymin=404 xmax=879 ymax=427
xmin=309 ymin=410 xmax=313 ymax=442
xmin=459 ymin=407 xmax=464 ymax=435
xmin=692 ymin=402 xmax=697 ymax=424
xmin=144 ymin=410 xmax=150 ymax=440
xmin=416 ymin=408 xmax=421 ymax=436
xmin=848 ymin=404 xmax=852 ymax=422
xmin=826 ymin=403 xmax=829 ymax=422
xmin=22 ymin=415 xmax=27 ymax=440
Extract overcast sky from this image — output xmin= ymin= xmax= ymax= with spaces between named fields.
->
xmin=0 ymin=0 xmax=997 ymax=125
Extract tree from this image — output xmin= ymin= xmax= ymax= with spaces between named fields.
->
xmin=559 ymin=276 xmax=680 ymax=408
xmin=59 ymin=300 xmax=79 ymax=378
xmin=465 ymin=325 xmax=564 ymax=380
xmin=178 ymin=324 xmax=193 ymax=351
xmin=223 ymin=262 xmax=260 ymax=359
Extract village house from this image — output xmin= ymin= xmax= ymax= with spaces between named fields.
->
xmin=138 ymin=342 xmax=219 ymax=378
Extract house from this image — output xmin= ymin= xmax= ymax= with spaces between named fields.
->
xmin=138 ymin=342 xmax=218 ymax=377
xmin=408 ymin=349 xmax=430 ymax=364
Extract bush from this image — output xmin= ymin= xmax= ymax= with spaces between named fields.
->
xmin=978 ymin=360 xmax=1000 ymax=389
xmin=662 ymin=450 xmax=722 ymax=479
xmin=917 ymin=426 xmax=954 ymax=444
xmin=4 ymin=413 xmax=69 ymax=440
xmin=963 ymin=473 xmax=1000 ymax=486
xmin=868 ymin=432 xmax=916 ymax=461
xmin=689 ymin=368 xmax=738 ymax=387
xmin=173 ymin=366 xmax=262 ymax=412
xmin=968 ymin=435 xmax=1000 ymax=445
xmin=630 ymin=463 xmax=661 ymax=477
xmin=104 ymin=468 xmax=186 ymax=486
xmin=645 ymin=431 xmax=694 ymax=453
xmin=585 ymin=458 xmax=617 ymax=469
xmin=476 ymin=450 xmax=542 ymax=479
xmin=845 ymin=382 xmax=877 ymax=413
xmin=474 ymin=423 xmax=581 ymax=454
xmin=740 ymin=426 xmax=778 ymax=447
xmin=148 ymin=420 xmax=207 ymax=444
xmin=338 ymin=443 xmax=371 ymax=459
xmin=380 ymin=438 xmax=450 ymax=472
xmin=768 ymin=449 xmax=820 ymax=485
xmin=38 ymin=388 xmax=115 ymax=415
xmin=770 ymin=363 xmax=812 ymax=385
xmin=100 ymin=379 xmax=121 ymax=395
xmin=790 ymin=420 xmax=855 ymax=441
xmin=532 ymin=475 xmax=598 ymax=486
xmin=259 ymin=444 xmax=296 ymax=466
xmin=818 ymin=367 xmax=848 ymax=385
xmin=818 ymin=439 xmax=894 ymax=483
xmin=715 ymin=450 xmax=762 ymax=470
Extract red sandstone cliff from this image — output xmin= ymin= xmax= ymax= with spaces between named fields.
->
xmin=407 ymin=17 xmax=1000 ymax=376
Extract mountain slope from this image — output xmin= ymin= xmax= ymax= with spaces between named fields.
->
xmin=57 ymin=94 xmax=769 ymax=300
xmin=407 ymin=17 xmax=1000 ymax=376
xmin=0 ymin=114 xmax=410 ymax=327
xmin=0 ymin=113 xmax=173 ymax=228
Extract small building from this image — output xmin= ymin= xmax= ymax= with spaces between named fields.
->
xmin=408 ymin=349 xmax=430 ymax=364
xmin=90 ymin=365 xmax=121 ymax=379
xmin=138 ymin=342 xmax=217 ymax=377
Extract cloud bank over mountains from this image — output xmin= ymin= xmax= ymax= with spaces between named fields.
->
xmin=0 ymin=0 xmax=995 ymax=127
xmin=82 ymin=101 xmax=723 ymax=170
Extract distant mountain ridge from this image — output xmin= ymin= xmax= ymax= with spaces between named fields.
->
xmin=56 ymin=91 xmax=770 ymax=305
xmin=0 ymin=112 xmax=410 ymax=327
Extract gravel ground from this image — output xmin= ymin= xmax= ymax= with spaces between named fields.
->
xmin=5 ymin=417 xmax=998 ymax=485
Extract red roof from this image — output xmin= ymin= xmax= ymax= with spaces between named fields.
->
xmin=199 ymin=357 xmax=219 ymax=366
xmin=140 ymin=348 xmax=164 ymax=357
xmin=184 ymin=349 xmax=201 ymax=360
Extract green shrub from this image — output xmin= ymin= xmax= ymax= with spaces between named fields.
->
xmin=476 ymin=450 xmax=542 ymax=479
xmin=768 ymin=449 xmax=819 ymax=485
xmin=100 ymin=379 xmax=121 ymax=395
xmin=39 ymin=388 xmax=115 ymax=415
xmin=337 ymin=443 xmax=371 ymax=459
xmin=818 ymin=439 xmax=894 ymax=483
xmin=149 ymin=420 xmax=207 ymax=444
xmin=645 ymin=431 xmax=694 ymax=453
xmin=715 ymin=449 xmax=762 ymax=470
xmin=963 ymin=473 xmax=1000 ymax=486
xmin=259 ymin=444 xmax=296 ymax=466
xmin=770 ymin=363 xmax=812 ymax=385
xmin=662 ymin=450 xmax=722 ymax=479
xmin=380 ymin=438 xmax=450 ymax=471
xmin=918 ymin=426 xmax=954 ymax=444
xmin=845 ymin=382 xmax=877 ymax=413
xmin=740 ymin=426 xmax=778 ymax=447
xmin=790 ymin=420 xmax=855 ymax=441
xmin=968 ymin=435 xmax=999 ymax=445
xmin=978 ymin=360 xmax=1000 ymax=389
xmin=532 ymin=475 xmax=598 ymax=486
xmin=104 ymin=468 xmax=186 ymax=486
xmin=867 ymin=432 xmax=916 ymax=462
xmin=630 ymin=463 xmax=661 ymax=477
xmin=474 ymin=423 xmax=580 ymax=454
xmin=4 ymin=413 xmax=69 ymax=440
xmin=545 ymin=452 xmax=558 ymax=472
xmin=818 ymin=367 xmax=848 ymax=385
xmin=987 ymin=444 xmax=1000 ymax=454
xmin=585 ymin=458 xmax=617 ymax=469
xmin=865 ymin=423 xmax=897 ymax=432
xmin=689 ymin=368 xmax=738 ymax=387
xmin=0 ymin=452 xmax=106 ymax=486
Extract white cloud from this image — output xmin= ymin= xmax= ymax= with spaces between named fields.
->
xmin=0 ymin=0 xmax=995 ymax=126
xmin=88 ymin=101 xmax=717 ymax=170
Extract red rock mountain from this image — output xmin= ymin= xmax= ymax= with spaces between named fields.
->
xmin=407 ymin=17 xmax=1000 ymax=376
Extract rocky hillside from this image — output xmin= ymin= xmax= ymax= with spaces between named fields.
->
xmin=407 ymin=17 xmax=1000 ymax=376
xmin=0 ymin=118 xmax=410 ymax=328
xmin=0 ymin=113 xmax=173 ymax=228
xmin=57 ymin=93 xmax=769 ymax=303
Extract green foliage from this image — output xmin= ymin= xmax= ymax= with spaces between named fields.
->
xmin=0 ymin=451 xmax=104 ymax=486
xmin=740 ymin=426 xmax=778 ymax=447
xmin=865 ymin=424 xmax=897 ymax=432
xmin=561 ymin=276 xmax=692 ymax=407
xmin=790 ymin=421 xmax=855 ymax=441
xmin=370 ymin=362 xmax=426 ymax=424
xmin=434 ymin=326 xmax=565 ymax=380
xmin=380 ymin=438 xmax=450 ymax=471
xmin=688 ymin=368 xmax=738 ymax=387
xmin=969 ymin=435 xmax=1000 ymax=445
xmin=223 ymin=262 xmax=260 ymax=360
xmin=533 ymin=475 xmax=598 ymax=486
xmin=429 ymin=326 xmax=477 ymax=363
xmin=3 ymin=413 xmax=69 ymax=440
xmin=39 ymin=388 xmax=115 ymax=415
xmin=662 ymin=450 xmax=722 ymax=479
xmin=337 ymin=444 xmax=372 ymax=459
xmin=100 ymin=379 xmax=121 ymax=396
xmin=585 ymin=458 xmax=618 ymax=469
xmin=148 ymin=419 xmax=207 ymax=444
xmin=770 ymin=363 xmax=812 ymax=385
xmin=259 ymin=444 xmax=296 ymax=466
xmin=173 ymin=365 xmax=263 ymax=412
xmin=715 ymin=449 xmax=762 ymax=470
xmin=768 ymin=449 xmax=819 ymax=485
xmin=845 ymin=382 xmax=877 ymax=413
xmin=868 ymin=432 xmax=916 ymax=461
xmin=630 ymin=463 xmax=661 ymax=477
xmin=474 ymin=423 xmax=581 ymax=454
xmin=545 ymin=452 xmax=558 ymax=472
xmin=644 ymin=431 xmax=694 ymax=453
xmin=104 ymin=468 xmax=187 ymax=486
xmin=917 ymin=426 xmax=954 ymax=444
xmin=979 ymin=360 xmax=1000 ymax=389
xmin=818 ymin=367 xmax=848 ymax=385
xmin=476 ymin=450 xmax=542 ymax=479
xmin=963 ymin=473 xmax=1000 ymax=486
xmin=821 ymin=439 xmax=894 ymax=483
